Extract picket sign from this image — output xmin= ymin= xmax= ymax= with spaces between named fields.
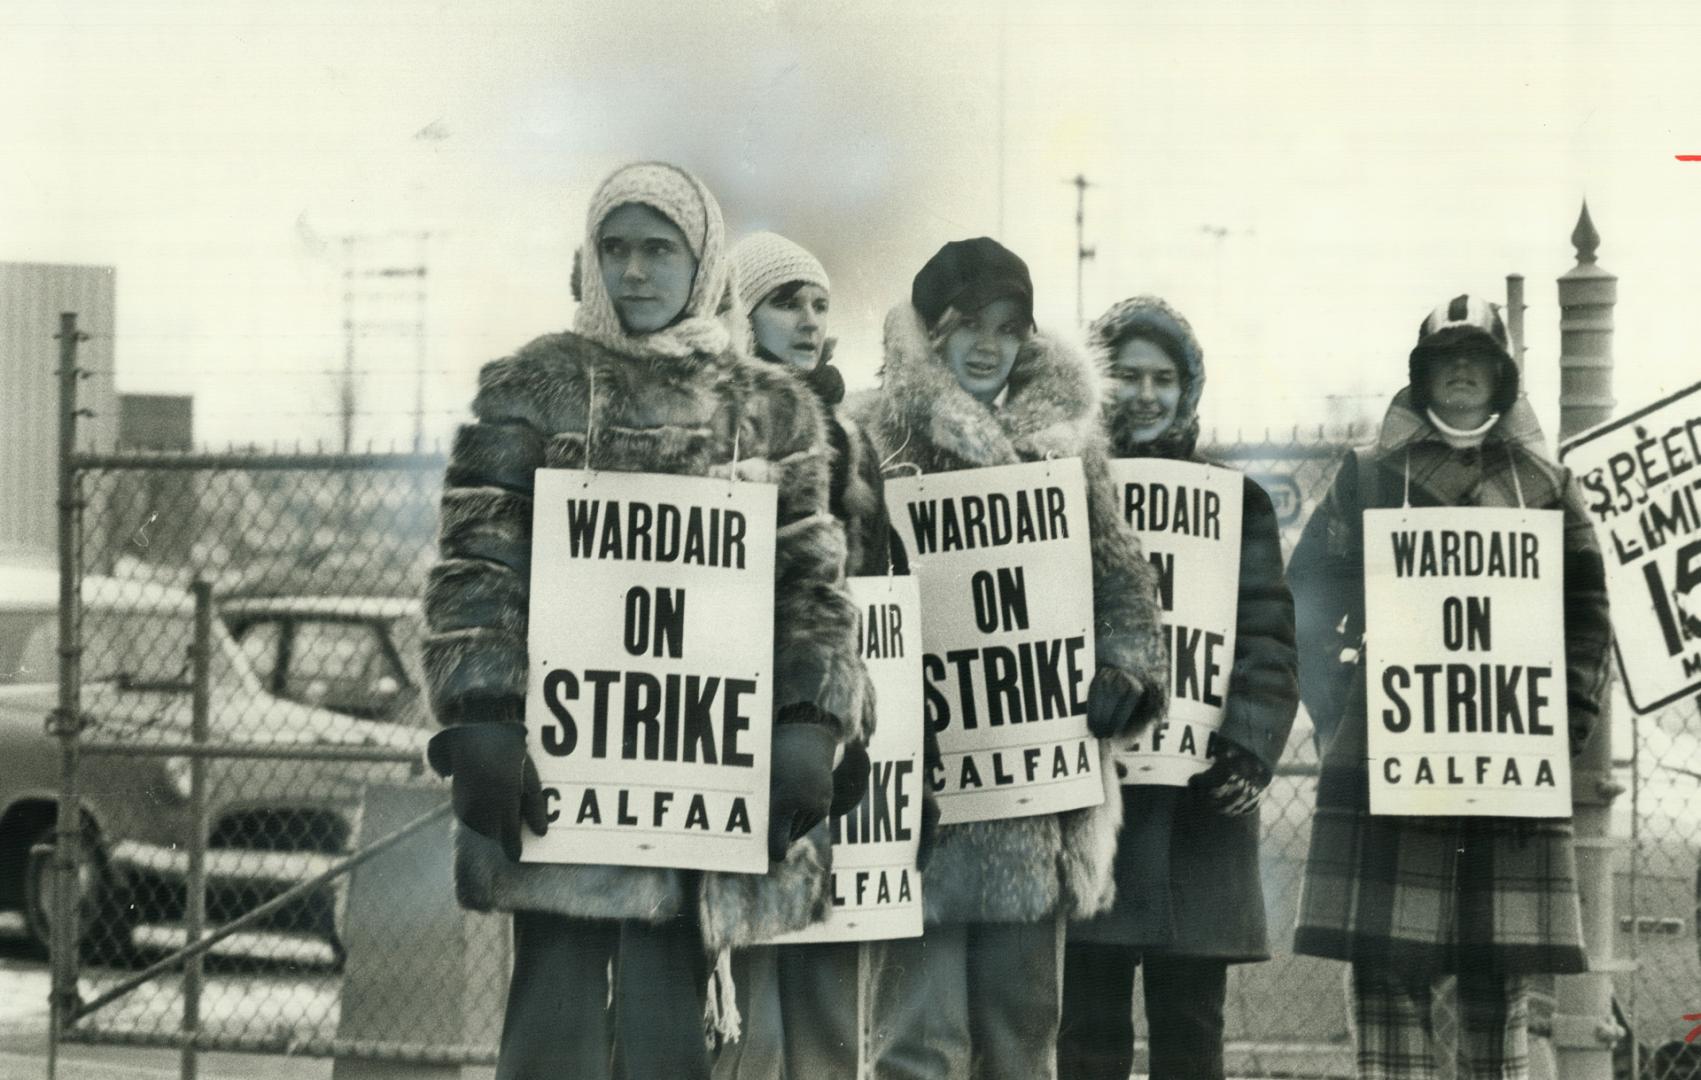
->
xmin=1362 ymin=507 xmax=1571 ymax=817
xmin=521 ymin=468 xmax=777 ymax=874
xmin=1106 ymin=458 xmax=1243 ymax=785
xmin=1559 ymin=379 xmax=1701 ymax=714
xmin=885 ymin=458 xmax=1104 ymax=825
xmin=769 ymin=576 xmax=925 ymax=944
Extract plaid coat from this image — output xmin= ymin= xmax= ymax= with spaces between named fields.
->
xmin=1288 ymin=390 xmax=1613 ymax=974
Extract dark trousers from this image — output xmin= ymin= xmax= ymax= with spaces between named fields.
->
xmin=498 ymin=910 xmax=711 ymax=1080
xmin=1056 ymin=944 xmax=1228 ymax=1080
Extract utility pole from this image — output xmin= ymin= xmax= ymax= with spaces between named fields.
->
xmin=1069 ymin=174 xmax=1096 ymax=326
xmin=338 ymin=232 xmax=431 ymax=452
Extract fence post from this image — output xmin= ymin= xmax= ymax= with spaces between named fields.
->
xmin=1552 ymin=202 xmax=1620 ymax=1080
xmin=48 ymin=312 xmax=88 ymax=1080
xmin=180 ymin=580 xmax=214 ymax=1080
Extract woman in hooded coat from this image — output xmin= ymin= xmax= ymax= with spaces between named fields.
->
xmin=1286 ymin=295 xmax=1613 ymax=1079
xmin=421 ymin=162 xmax=863 ymax=1080
xmin=1056 ymin=297 xmax=1299 ymax=1080
xmin=849 ymin=237 xmax=1170 ymax=1080
xmin=713 ymin=230 xmax=930 ymax=1079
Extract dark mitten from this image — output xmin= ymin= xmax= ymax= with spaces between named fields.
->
xmin=1187 ymin=736 xmax=1273 ymax=817
xmin=768 ymin=715 xmax=838 ymax=862
xmin=916 ymin=789 xmax=941 ymax=872
xmin=1086 ymin=665 xmax=1166 ymax=738
xmin=425 ymin=721 xmax=549 ymax=860
xmin=830 ymin=740 xmax=872 ymax=817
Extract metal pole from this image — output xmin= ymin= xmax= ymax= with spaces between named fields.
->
xmin=412 ymin=233 xmax=430 ymax=454
xmin=1070 ymin=174 xmax=1096 ymax=326
xmin=1506 ymin=273 xmax=1527 ymax=371
xmin=180 ymin=580 xmax=213 ymax=1080
xmin=996 ymin=8 xmax=1007 ymax=239
xmin=1553 ymin=201 xmax=1619 ymax=1080
xmin=49 ymin=312 xmax=88 ymax=1080
xmin=341 ymin=236 xmax=357 ymax=454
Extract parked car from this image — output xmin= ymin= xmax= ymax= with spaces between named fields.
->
xmin=0 ymin=566 xmax=427 ymax=962
xmin=220 ymin=595 xmax=429 ymax=728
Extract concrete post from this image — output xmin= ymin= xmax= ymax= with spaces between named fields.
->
xmin=1552 ymin=201 xmax=1620 ymax=1080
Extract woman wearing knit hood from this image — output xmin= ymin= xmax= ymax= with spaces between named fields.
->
xmin=1056 ymin=297 xmax=1299 ymax=1080
xmin=1286 ymin=295 xmax=1613 ymax=1078
xmin=848 ymin=238 xmax=1169 ymax=1079
xmin=421 ymin=162 xmax=862 ymax=1080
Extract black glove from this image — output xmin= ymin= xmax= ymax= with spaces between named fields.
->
xmin=1086 ymin=665 xmax=1166 ymax=739
xmin=426 ymin=720 xmax=549 ymax=861
xmin=1187 ymin=736 xmax=1272 ymax=817
xmin=829 ymin=740 xmax=872 ymax=817
xmin=768 ymin=711 xmax=838 ymax=862
xmin=916 ymin=789 xmax=941 ymax=872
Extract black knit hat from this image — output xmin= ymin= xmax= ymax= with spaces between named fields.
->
xmin=1408 ymin=293 xmax=1520 ymax=414
xmin=911 ymin=237 xmax=1035 ymax=331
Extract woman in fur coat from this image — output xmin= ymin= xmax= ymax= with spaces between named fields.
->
xmin=421 ymin=162 xmax=863 ymax=1080
xmin=1287 ymin=295 xmax=1613 ymax=1079
xmin=849 ymin=237 xmax=1170 ymax=1080
xmin=1056 ymin=296 xmax=1299 ymax=1080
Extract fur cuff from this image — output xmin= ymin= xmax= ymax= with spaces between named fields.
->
xmin=425 ymin=559 xmax=527 ymax=637
xmin=439 ymin=487 xmax=532 ymax=576
xmin=423 ymin=626 xmax=527 ymax=719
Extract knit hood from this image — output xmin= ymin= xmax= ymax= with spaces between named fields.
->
xmin=1089 ymin=296 xmax=1206 ymax=459
xmin=573 ymin=161 xmax=735 ymax=360
xmin=865 ymin=301 xmax=1102 ymax=469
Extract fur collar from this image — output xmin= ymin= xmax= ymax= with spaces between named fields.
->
xmin=871 ymin=302 xmax=1102 ymax=468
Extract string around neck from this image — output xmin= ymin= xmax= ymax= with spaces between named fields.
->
xmin=584 ymin=366 xmax=598 ymax=478
xmin=1507 ymin=445 xmax=1526 ymax=508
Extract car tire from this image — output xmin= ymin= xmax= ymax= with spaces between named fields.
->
xmin=22 ymin=822 xmax=136 ymax=966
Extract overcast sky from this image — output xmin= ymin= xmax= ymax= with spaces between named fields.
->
xmin=5 ymin=0 xmax=1701 ymax=450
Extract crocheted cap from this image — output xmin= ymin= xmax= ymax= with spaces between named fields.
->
xmin=731 ymin=232 xmax=829 ymax=317
xmin=585 ymin=162 xmax=712 ymax=260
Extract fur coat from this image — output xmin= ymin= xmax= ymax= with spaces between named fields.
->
xmin=848 ymin=303 xmax=1170 ymax=925
xmin=422 ymin=328 xmax=864 ymax=951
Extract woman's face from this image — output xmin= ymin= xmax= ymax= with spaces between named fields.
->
xmin=1425 ymin=348 xmax=1498 ymax=427
xmin=942 ymin=296 xmax=1026 ymax=404
xmin=596 ymin=203 xmax=698 ymax=334
xmin=751 ymin=283 xmax=830 ymax=369
xmin=1109 ymin=336 xmax=1183 ymax=442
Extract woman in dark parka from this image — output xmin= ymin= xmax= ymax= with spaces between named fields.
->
xmin=1057 ymin=296 xmax=1300 ymax=1080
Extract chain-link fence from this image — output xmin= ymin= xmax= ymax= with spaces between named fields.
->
xmin=29 ymin=422 xmax=1700 ymax=1076
xmin=33 ymin=447 xmax=509 ymax=1068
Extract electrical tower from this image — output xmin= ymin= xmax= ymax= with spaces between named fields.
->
xmin=338 ymin=232 xmax=431 ymax=452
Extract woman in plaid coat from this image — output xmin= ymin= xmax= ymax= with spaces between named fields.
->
xmin=1287 ymin=294 xmax=1613 ymax=1079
